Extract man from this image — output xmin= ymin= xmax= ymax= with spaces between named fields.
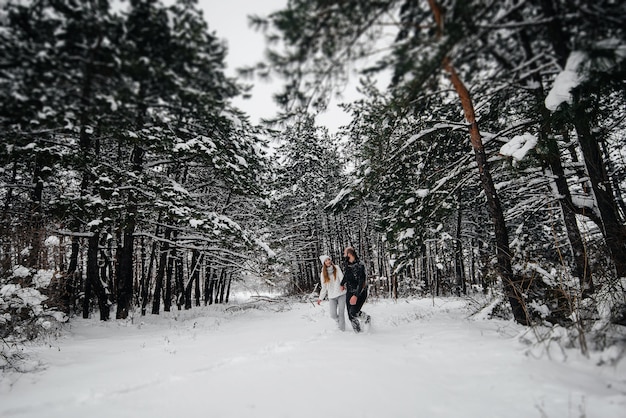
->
xmin=341 ymin=246 xmax=370 ymax=333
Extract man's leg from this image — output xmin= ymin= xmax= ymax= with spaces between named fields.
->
xmin=354 ymin=286 xmax=368 ymax=315
xmin=347 ymin=293 xmax=361 ymax=332
xmin=354 ymin=288 xmax=370 ymax=328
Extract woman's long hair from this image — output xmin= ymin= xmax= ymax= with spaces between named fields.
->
xmin=322 ymin=263 xmax=337 ymax=283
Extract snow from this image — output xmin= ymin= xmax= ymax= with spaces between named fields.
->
xmin=500 ymin=133 xmax=538 ymax=161
xmin=189 ymin=219 xmax=204 ymax=228
xmin=0 ymin=284 xmax=47 ymax=314
xmin=11 ymin=265 xmax=31 ymax=278
xmin=545 ymin=51 xmax=588 ymax=111
xmin=328 ymin=186 xmax=352 ymax=207
xmin=398 ymin=228 xmax=415 ymax=241
xmin=254 ymin=238 xmax=277 ymax=258
xmin=33 ymin=269 xmax=55 ymax=288
xmin=1 ymin=297 xmax=624 ymax=418
xmin=86 ymin=219 xmax=102 ymax=227
xmin=44 ymin=236 xmax=60 ymax=247
xmin=234 ymin=155 xmax=248 ymax=168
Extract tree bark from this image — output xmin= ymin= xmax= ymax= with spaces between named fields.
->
xmin=116 ymin=226 xmax=135 ymax=319
xmin=27 ymin=157 xmax=44 ymax=270
xmin=141 ymin=234 xmax=158 ymax=316
xmin=164 ymin=237 xmax=175 ymax=312
xmin=518 ymin=23 xmax=594 ymax=294
xmin=574 ymin=109 xmax=626 ymax=277
xmin=151 ymin=227 xmax=171 ymax=314
xmin=443 ymin=58 xmax=527 ymax=324
xmin=175 ymin=254 xmax=183 ymax=310
xmin=539 ymin=0 xmax=626 ymax=277
xmin=426 ymin=0 xmax=527 ymax=323
xmin=455 ymin=202 xmax=466 ymax=295
xmin=225 ymin=271 xmax=232 ymax=303
xmin=85 ymin=231 xmax=111 ymax=320
xmin=186 ymin=249 xmax=201 ymax=308
xmin=206 ymin=270 xmax=216 ymax=305
xmin=83 ymin=235 xmax=94 ymax=319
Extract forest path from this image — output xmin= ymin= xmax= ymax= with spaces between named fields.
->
xmin=1 ymin=297 xmax=624 ymax=417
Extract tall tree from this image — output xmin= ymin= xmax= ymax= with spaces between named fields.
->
xmin=261 ymin=0 xmax=531 ymax=322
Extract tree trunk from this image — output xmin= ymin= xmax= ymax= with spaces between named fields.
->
xmin=85 ymin=231 xmax=110 ymax=320
xmin=64 ymin=233 xmax=81 ymax=315
xmin=187 ymin=249 xmax=201 ymax=308
xmin=116 ymin=225 xmax=134 ymax=319
xmin=539 ymin=0 xmax=626 ymax=277
xmin=83 ymin=235 xmax=94 ymax=319
xmin=443 ymin=57 xmax=527 ymax=324
xmin=225 ymin=272 xmax=232 ymax=303
xmin=141 ymin=234 xmax=158 ymax=316
xmin=1 ymin=162 xmax=17 ymax=275
xmin=176 ymin=254 xmax=184 ymax=310
xmin=219 ymin=271 xmax=228 ymax=304
xmin=99 ymin=235 xmax=112 ymax=319
xmin=601 ymin=140 xmax=626 ymax=219
xmin=426 ymin=0 xmax=527 ymax=322
xmin=164 ymin=237 xmax=175 ymax=312
xmin=215 ymin=269 xmax=225 ymax=304
xmin=518 ymin=24 xmax=594 ymax=294
xmin=455 ymin=205 xmax=466 ymax=295
xmin=27 ymin=157 xmax=45 ymax=270
xmin=151 ymin=228 xmax=171 ymax=314
xmin=206 ymin=270 xmax=216 ymax=305
xmin=574 ymin=110 xmax=626 ymax=277
xmin=184 ymin=256 xmax=195 ymax=310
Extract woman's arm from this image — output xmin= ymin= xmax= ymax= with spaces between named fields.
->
xmin=318 ymin=273 xmax=328 ymax=303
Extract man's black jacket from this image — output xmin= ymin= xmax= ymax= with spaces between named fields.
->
xmin=341 ymin=258 xmax=367 ymax=296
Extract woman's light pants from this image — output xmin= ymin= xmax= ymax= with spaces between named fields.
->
xmin=328 ymin=295 xmax=346 ymax=331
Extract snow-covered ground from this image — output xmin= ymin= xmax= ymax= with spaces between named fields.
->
xmin=1 ymin=297 xmax=624 ymax=418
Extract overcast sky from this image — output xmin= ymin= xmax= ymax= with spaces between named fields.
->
xmin=197 ymin=0 xmax=352 ymax=132
xmin=197 ymin=0 xmax=285 ymax=126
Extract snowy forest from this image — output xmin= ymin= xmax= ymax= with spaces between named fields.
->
xmin=1 ymin=0 xmax=625 ymax=372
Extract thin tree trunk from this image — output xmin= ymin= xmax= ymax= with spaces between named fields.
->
xmin=176 ymin=255 xmax=184 ymax=310
xmin=443 ymin=58 xmax=527 ymax=324
xmin=575 ymin=111 xmax=626 ymax=277
xmin=116 ymin=225 xmax=135 ymax=319
xmin=85 ymin=231 xmax=110 ymax=320
xmin=225 ymin=271 xmax=232 ymax=303
xmin=207 ymin=270 xmax=216 ymax=305
xmin=204 ymin=266 xmax=211 ymax=306
xmin=518 ymin=24 xmax=594 ymax=294
xmin=27 ymin=157 xmax=44 ymax=270
xmin=83 ymin=234 xmax=94 ymax=319
xmin=427 ymin=0 xmax=527 ymax=322
xmin=455 ymin=203 xmax=466 ymax=295
xmin=164 ymin=234 xmax=175 ymax=312
xmin=539 ymin=0 xmax=626 ymax=277
xmin=152 ymin=228 xmax=171 ymax=314
xmin=1 ymin=162 xmax=17 ymax=275
xmin=141 ymin=233 xmax=158 ymax=316
xmin=195 ymin=265 xmax=202 ymax=307
xmin=184 ymin=250 xmax=199 ymax=310
xmin=219 ymin=271 xmax=228 ymax=304
xmin=64 ymin=233 xmax=80 ymax=315
xmin=99 ymin=234 xmax=111 ymax=315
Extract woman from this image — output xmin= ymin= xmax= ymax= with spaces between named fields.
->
xmin=317 ymin=255 xmax=347 ymax=331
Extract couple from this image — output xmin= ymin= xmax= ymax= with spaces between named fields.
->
xmin=317 ymin=246 xmax=370 ymax=333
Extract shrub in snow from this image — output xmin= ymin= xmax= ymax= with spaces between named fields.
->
xmin=1 ymin=266 xmax=68 ymax=371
